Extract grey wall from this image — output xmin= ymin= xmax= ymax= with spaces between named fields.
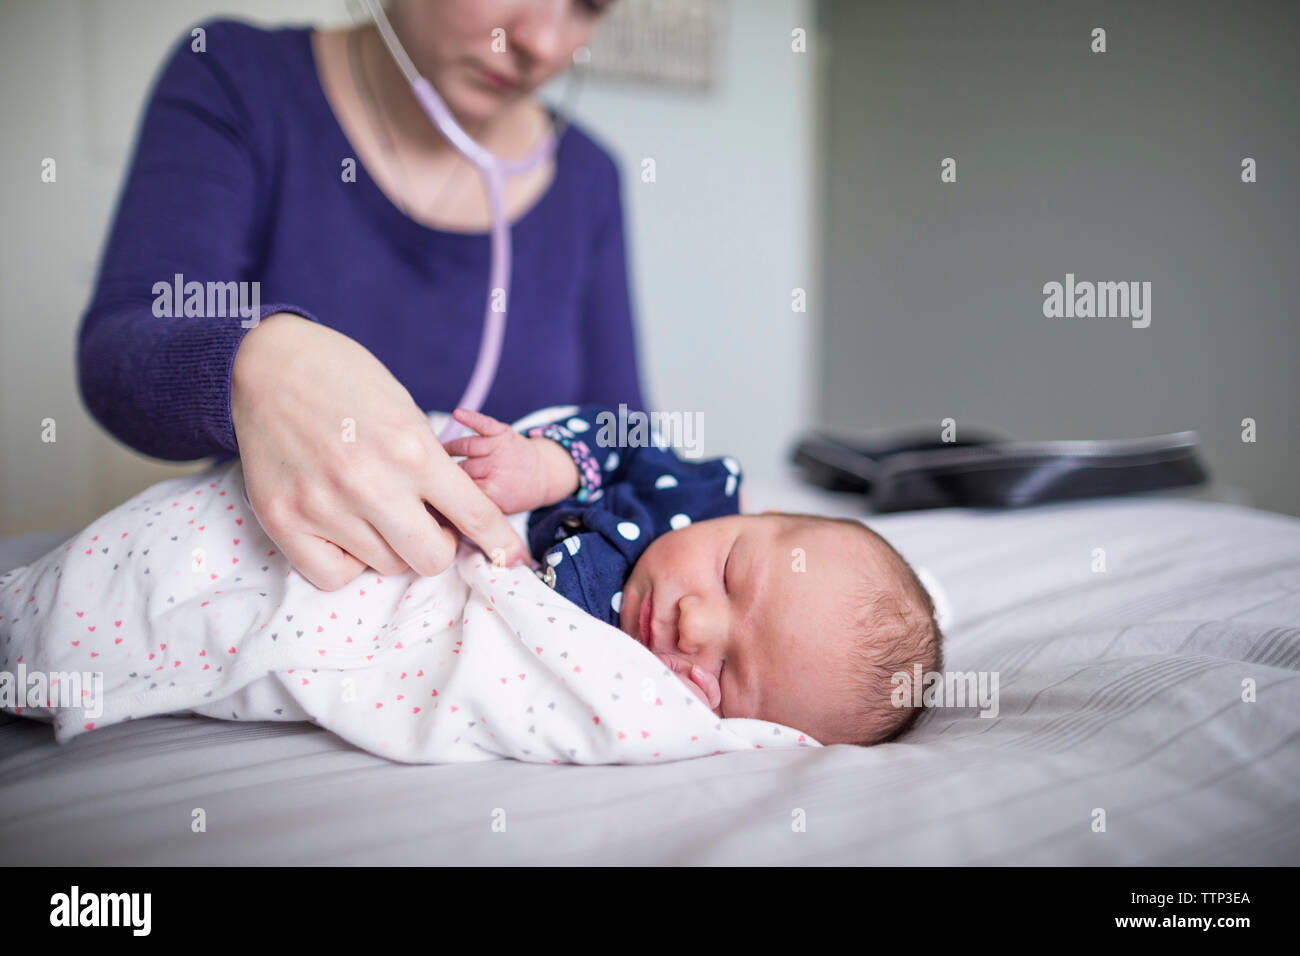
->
xmin=817 ymin=0 xmax=1298 ymax=515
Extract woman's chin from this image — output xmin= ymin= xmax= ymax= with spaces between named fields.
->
xmin=444 ymin=81 xmax=515 ymax=127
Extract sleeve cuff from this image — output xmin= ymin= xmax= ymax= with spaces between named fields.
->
xmin=525 ymin=421 xmax=603 ymax=502
xmin=218 ymin=303 xmax=322 ymax=456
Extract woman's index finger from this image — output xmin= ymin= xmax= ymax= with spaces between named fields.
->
xmin=422 ymin=447 xmax=527 ymax=564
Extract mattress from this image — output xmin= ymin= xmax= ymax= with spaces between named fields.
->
xmin=2 ymin=477 xmax=1297 ymax=865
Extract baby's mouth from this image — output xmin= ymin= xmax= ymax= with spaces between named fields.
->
xmin=637 ymin=589 xmax=653 ymax=648
xmin=633 ymin=588 xmax=720 ymax=711
xmin=657 ymin=656 xmax=719 ymax=711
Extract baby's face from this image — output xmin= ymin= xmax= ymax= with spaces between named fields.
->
xmin=617 ymin=512 xmax=876 ymax=743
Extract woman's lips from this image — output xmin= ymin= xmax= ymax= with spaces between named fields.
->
xmin=473 ymin=63 xmax=519 ymax=90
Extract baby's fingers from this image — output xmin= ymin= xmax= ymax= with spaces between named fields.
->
xmin=442 ymin=433 xmax=498 ymax=458
xmin=458 ymin=456 xmax=491 ymax=480
xmin=452 ymin=407 xmax=509 ymax=436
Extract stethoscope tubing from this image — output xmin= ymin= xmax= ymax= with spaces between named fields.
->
xmin=361 ymin=0 xmax=578 ymax=445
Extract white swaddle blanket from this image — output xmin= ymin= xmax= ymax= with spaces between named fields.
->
xmin=0 ymin=410 xmax=820 ymax=763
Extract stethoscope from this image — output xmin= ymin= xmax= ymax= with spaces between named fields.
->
xmin=359 ymin=0 xmax=588 ymax=445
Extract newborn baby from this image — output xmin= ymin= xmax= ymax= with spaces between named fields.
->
xmin=445 ymin=404 xmax=945 ymax=747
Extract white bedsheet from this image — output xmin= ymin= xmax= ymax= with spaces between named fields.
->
xmin=2 ymin=480 xmax=1297 ymax=864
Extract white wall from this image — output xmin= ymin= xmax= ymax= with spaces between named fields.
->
xmin=0 ymin=0 xmax=819 ymax=535
xmin=545 ymin=0 xmax=819 ymax=489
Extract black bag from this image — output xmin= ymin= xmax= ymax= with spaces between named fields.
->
xmin=790 ymin=427 xmax=1209 ymax=512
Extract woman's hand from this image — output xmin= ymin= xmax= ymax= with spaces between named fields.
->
xmin=443 ymin=408 xmax=580 ymax=515
xmin=230 ymin=312 xmax=529 ymax=591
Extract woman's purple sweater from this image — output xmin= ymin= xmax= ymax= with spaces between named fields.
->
xmin=77 ymin=19 xmax=648 ymax=464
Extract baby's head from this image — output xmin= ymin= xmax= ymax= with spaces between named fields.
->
xmin=618 ymin=511 xmax=943 ymax=746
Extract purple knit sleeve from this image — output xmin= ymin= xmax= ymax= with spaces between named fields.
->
xmin=577 ymin=155 xmax=649 ymax=415
xmin=76 ymin=21 xmax=319 ymax=462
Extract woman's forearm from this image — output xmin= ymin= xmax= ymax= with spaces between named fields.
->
xmin=74 ymin=22 xmax=323 ymax=463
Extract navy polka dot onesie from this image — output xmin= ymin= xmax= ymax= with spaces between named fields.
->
xmin=522 ymin=404 xmax=744 ymax=628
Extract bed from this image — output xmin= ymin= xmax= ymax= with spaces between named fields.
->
xmin=2 ymin=474 xmax=1297 ymax=865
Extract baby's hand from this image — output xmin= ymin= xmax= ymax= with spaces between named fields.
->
xmin=442 ymin=408 xmax=556 ymax=516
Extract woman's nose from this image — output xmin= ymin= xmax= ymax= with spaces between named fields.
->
xmin=509 ymin=1 xmax=568 ymax=66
